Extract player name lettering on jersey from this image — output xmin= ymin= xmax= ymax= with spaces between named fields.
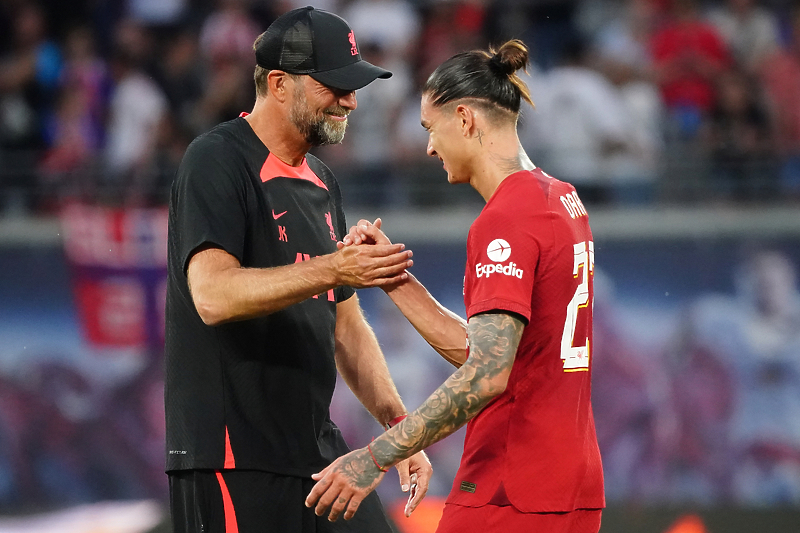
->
xmin=475 ymin=261 xmax=524 ymax=279
xmin=560 ymin=191 xmax=587 ymax=219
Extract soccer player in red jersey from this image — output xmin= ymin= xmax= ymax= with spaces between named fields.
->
xmin=305 ymin=39 xmax=605 ymax=532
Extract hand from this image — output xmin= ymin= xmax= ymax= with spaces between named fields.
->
xmin=394 ymin=451 xmax=432 ymax=517
xmin=338 ymin=218 xmax=393 ymax=249
xmin=305 ymin=447 xmax=386 ymax=522
xmin=332 ymin=241 xmax=413 ymax=288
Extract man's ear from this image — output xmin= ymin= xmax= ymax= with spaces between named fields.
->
xmin=267 ymin=70 xmax=291 ymax=103
xmin=455 ymin=104 xmax=477 ymax=138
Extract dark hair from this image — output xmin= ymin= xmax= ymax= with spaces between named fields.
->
xmin=423 ymin=39 xmax=533 ymax=115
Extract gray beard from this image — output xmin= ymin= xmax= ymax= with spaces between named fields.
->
xmin=291 ymin=95 xmax=348 ymax=146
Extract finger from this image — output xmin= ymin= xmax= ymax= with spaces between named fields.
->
xmin=337 ymin=241 xmax=345 ymax=250
xmin=372 ymin=251 xmax=413 ymax=269
xmin=356 ymin=222 xmax=391 ymax=245
xmin=373 ymin=218 xmax=382 ymax=229
xmin=404 ymin=474 xmax=418 ymax=517
xmin=343 ymin=495 xmax=363 ymax=520
xmin=326 ymin=491 xmax=352 ymax=522
xmin=314 ymin=484 xmax=342 ymax=518
xmin=369 ymin=260 xmax=414 ymax=281
xmin=305 ymin=471 xmax=333 ymax=507
xmin=406 ymin=469 xmax=430 ymax=516
xmin=311 ymin=462 xmax=335 ymax=481
xmin=370 ymin=272 xmax=409 ymax=287
xmin=360 ymin=244 xmax=408 ymax=258
xmin=396 ymin=459 xmax=411 ymax=492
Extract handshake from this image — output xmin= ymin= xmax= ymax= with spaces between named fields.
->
xmin=331 ymin=218 xmax=412 ymax=289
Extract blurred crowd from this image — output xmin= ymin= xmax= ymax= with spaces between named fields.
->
xmin=1 ymin=0 xmax=800 ymax=213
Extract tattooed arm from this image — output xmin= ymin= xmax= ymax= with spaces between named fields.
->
xmin=305 ymin=312 xmax=525 ymax=521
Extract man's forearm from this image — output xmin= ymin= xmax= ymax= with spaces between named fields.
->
xmin=370 ymin=313 xmax=524 ymax=468
xmin=385 ymin=273 xmax=468 ymax=367
xmin=189 ymin=249 xmax=341 ymax=326
xmin=335 ymin=296 xmax=407 ymax=426
xmin=189 ymin=244 xmax=411 ymax=326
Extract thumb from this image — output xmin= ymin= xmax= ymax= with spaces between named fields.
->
xmin=396 ymin=459 xmax=411 ymax=492
xmin=373 ymin=218 xmax=382 ymax=230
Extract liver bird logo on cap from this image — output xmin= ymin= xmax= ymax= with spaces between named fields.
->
xmin=348 ymin=31 xmax=358 ymax=56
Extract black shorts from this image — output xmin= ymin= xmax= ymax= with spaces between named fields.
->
xmin=169 ymin=469 xmax=394 ymax=533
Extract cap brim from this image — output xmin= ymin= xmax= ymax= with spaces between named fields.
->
xmin=310 ymin=60 xmax=392 ymax=91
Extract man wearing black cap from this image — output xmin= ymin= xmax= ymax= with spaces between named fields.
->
xmin=164 ymin=7 xmax=432 ymax=532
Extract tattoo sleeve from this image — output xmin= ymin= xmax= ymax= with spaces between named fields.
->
xmin=370 ymin=312 xmax=525 ymax=468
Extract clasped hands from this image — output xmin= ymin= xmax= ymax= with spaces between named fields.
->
xmin=332 ymin=218 xmax=411 ymax=288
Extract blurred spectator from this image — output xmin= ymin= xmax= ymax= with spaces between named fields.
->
xmin=593 ymin=0 xmax=665 ymax=204
xmin=135 ymin=113 xmax=191 ymax=205
xmin=706 ymin=0 xmax=780 ymax=75
xmin=415 ymin=1 xmax=487 ymax=86
xmin=127 ymin=0 xmax=187 ymax=26
xmin=575 ymin=0 xmax=622 ymax=42
xmin=39 ymin=27 xmax=109 ymax=196
xmin=594 ymin=0 xmax=658 ymax=83
xmin=500 ymin=1 xmax=577 ymax=71
xmin=334 ymin=41 xmax=412 ymax=206
xmin=651 ymin=0 xmax=730 ymax=139
xmin=194 ymin=0 xmax=258 ymax=131
xmin=701 ymin=69 xmax=774 ymax=201
xmin=526 ymin=37 xmax=633 ymax=204
xmin=760 ymin=7 xmax=800 ymax=196
xmin=671 ymin=249 xmax=800 ymax=504
xmin=103 ymin=28 xmax=168 ymax=190
xmin=0 ymin=3 xmax=62 ymax=213
xmin=730 ymin=251 xmax=800 ymax=504
xmin=156 ymin=30 xmax=205 ymax=136
xmin=113 ymin=17 xmax=156 ymax=71
xmin=342 ymin=0 xmax=421 ymax=60
xmin=199 ymin=0 xmax=260 ymax=65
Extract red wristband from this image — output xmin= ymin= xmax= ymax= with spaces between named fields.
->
xmin=367 ymin=443 xmax=388 ymax=473
xmin=385 ymin=415 xmax=407 ymax=430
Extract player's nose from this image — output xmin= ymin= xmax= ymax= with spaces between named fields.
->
xmin=339 ymin=90 xmax=357 ymax=111
xmin=426 ymin=137 xmax=436 ymax=157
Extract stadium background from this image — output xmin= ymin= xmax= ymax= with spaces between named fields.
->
xmin=1 ymin=0 xmax=799 ymax=531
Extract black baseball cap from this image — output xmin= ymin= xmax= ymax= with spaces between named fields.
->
xmin=255 ymin=6 xmax=392 ymax=92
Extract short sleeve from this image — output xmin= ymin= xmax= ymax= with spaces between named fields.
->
xmin=464 ymin=206 xmax=541 ymax=322
xmin=171 ymin=135 xmax=248 ymax=273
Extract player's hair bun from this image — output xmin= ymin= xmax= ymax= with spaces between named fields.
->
xmin=490 ymin=40 xmax=529 ymax=77
xmin=423 ymin=38 xmax=533 ymax=113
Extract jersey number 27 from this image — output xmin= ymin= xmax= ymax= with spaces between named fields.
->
xmin=561 ymin=241 xmax=594 ymax=371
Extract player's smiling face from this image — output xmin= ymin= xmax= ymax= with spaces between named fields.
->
xmin=290 ymin=76 xmax=357 ymax=146
xmin=421 ymin=93 xmax=471 ymax=185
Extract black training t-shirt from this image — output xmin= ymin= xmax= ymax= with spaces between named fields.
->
xmin=165 ymin=117 xmax=355 ymax=476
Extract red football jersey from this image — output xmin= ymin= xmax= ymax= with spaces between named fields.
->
xmin=449 ymin=169 xmax=605 ymax=512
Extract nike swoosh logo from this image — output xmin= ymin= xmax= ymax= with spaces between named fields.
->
xmin=272 ymin=210 xmax=287 ymax=220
